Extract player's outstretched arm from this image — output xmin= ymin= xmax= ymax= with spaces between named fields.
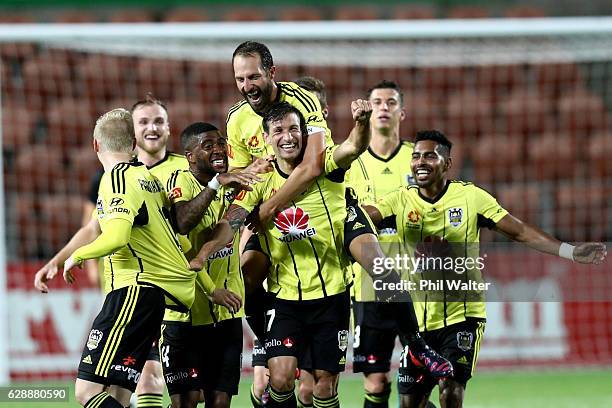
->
xmin=63 ymin=218 xmax=132 ymax=284
xmin=173 ymin=171 xmax=261 ymax=235
xmin=34 ymin=216 xmax=101 ymax=293
xmin=333 ymin=99 xmax=373 ymax=169
xmin=189 ymin=204 xmax=250 ymax=271
xmin=495 ymin=214 xmax=607 ymax=264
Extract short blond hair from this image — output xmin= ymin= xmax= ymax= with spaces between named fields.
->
xmin=93 ymin=108 xmax=135 ymax=153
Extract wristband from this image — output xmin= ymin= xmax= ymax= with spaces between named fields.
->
xmin=207 ymin=173 xmax=221 ymax=191
xmin=559 ymin=242 xmax=575 ymax=261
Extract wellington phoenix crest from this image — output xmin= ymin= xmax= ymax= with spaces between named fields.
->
xmin=274 ymin=207 xmax=316 ymax=243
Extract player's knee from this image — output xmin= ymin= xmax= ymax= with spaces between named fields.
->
xmin=313 ymin=374 xmax=338 ymax=398
xmin=207 ymin=391 xmax=231 ymax=408
xmin=438 ymin=380 xmax=464 ymax=407
xmin=364 ymin=372 xmax=389 ymax=394
xmin=269 ymin=371 xmax=295 ymax=392
xmin=137 ymin=362 xmax=164 ymax=393
xmin=298 ymin=381 xmax=313 ymax=403
xmin=74 ymin=382 xmax=103 ymax=407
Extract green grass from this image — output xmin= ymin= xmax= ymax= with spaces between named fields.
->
xmin=3 ymin=368 xmax=612 ymax=407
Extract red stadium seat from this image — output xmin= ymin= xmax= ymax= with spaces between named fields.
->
xmin=447 ymin=6 xmax=489 ymax=19
xmin=392 ymin=5 xmax=436 ymax=20
xmin=108 ymin=9 xmax=156 ymax=23
xmin=14 ymin=146 xmax=67 ymax=194
xmin=188 ymin=61 xmax=231 ymax=104
xmin=527 ymin=132 xmax=576 ymax=180
xmin=46 ymin=98 xmax=96 ymax=149
xmin=22 ymin=50 xmax=75 ymax=110
xmin=53 ymin=10 xmax=98 ymax=23
xmin=504 ymin=6 xmax=546 ymax=18
xmin=445 ymin=90 xmax=494 ymax=139
xmin=163 ymin=7 xmax=209 ymax=22
xmin=496 ymin=184 xmax=541 ymax=223
xmin=39 ymin=194 xmax=85 ymax=258
xmin=12 ymin=192 xmax=40 ymax=259
xmin=69 ymin=146 xmax=102 ymax=195
xmin=76 ymin=54 xmax=134 ymax=105
xmin=222 ymin=8 xmax=267 ymax=22
xmin=0 ymin=42 xmax=36 ymax=60
xmin=166 ymin=100 xmax=210 ymax=151
xmin=497 ymin=89 xmax=553 ymax=135
xmin=471 ymin=133 xmax=524 ymax=183
xmin=2 ymin=104 xmax=36 ymax=149
xmin=402 ymin=89 xmax=446 ymax=136
xmin=474 ymin=64 xmax=527 ymax=98
xmin=557 ymin=88 xmax=609 ymax=135
xmin=588 ymin=131 xmax=612 ymax=178
xmin=532 ymin=62 xmax=582 ymax=98
xmin=278 ymin=7 xmax=323 ymax=21
xmin=555 ymin=184 xmax=608 ymax=241
xmin=334 ymin=6 xmax=379 ymax=21
xmin=0 ymin=13 xmax=35 ymax=23
xmin=136 ymin=59 xmax=186 ymax=102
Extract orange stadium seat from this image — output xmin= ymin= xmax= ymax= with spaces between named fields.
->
xmin=447 ymin=6 xmax=489 ymax=19
xmin=445 ymin=90 xmax=494 ymax=139
xmin=471 ymin=133 xmax=524 ymax=183
xmin=497 ymin=89 xmax=553 ymax=135
xmin=496 ymin=184 xmax=541 ymax=223
xmin=527 ymin=132 xmax=576 ymax=180
xmin=392 ymin=5 xmax=436 ymax=20
xmin=188 ymin=61 xmax=231 ymax=104
xmin=402 ymin=89 xmax=446 ymax=136
xmin=222 ymin=8 xmax=267 ymax=22
xmin=588 ymin=131 xmax=612 ymax=178
xmin=474 ymin=64 xmax=527 ymax=99
xmin=163 ymin=7 xmax=209 ymax=22
xmin=555 ymin=184 xmax=608 ymax=241
xmin=278 ymin=7 xmax=323 ymax=21
xmin=557 ymin=88 xmax=609 ymax=135
xmin=108 ymin=9 xmax=156 ymax=23
xmin=14 ymin=146 xmax=67 ymax=194
xmin=504 ymin=5 xmax=546 ymax=18
xmin=46 ymin=98 xmax=96 ymax=149
xmin=334 ymin=6 xmax=379 ymax=21
xmin=1 ymin=104 xmax=36 ymax=150
xmin=137 ymin=59 xmax=186 ymax=102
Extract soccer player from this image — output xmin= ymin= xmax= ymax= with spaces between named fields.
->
xmin=191 ymin=101 xmax=374 ymax=407
xmin=363 ymin=130 xmax=608 ymax=408
xmin=161 ymin=122 xmax=258 ymax=408
xmin=65 ymin=108 xmax=198 ymax=408
xmin=346 ymin=80 xmax=415 ymax=408
xmin=228 ymin=42 xmax=450 ymax=385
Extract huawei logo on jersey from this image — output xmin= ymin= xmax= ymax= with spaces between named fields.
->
xmin=274 ymin=207 xmax=317 ymax=243
xmin=208 ymin=238 xmax=234 ymax=260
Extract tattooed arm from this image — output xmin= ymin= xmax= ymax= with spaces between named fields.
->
xmin=189 ymin=204 xmax=250 ymax=271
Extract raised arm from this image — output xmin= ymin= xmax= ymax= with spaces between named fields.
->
xmin=188 ymin=204 xmax=250 ymax=271
xmin=332 ymin=99 xmax=373 ymax=169
xmin=495 ymin=214 xmax=607 ymax=264
xmin=34 ymin=216 xmax=101 ymax=292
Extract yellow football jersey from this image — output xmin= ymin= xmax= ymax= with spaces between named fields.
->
xmin=376 ymin=180 xmax=508 ymax=331
xmin=226 ymin=82 xmax=332 ymax=169
xmin=96 ymin=162 xmax=195 ymax=311
xmin=164 ymin=170 xmax=244 ymax=325
xmin=234 ymin=146 xmax=352 ymax=301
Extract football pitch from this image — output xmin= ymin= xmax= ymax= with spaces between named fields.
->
xmin=3 ymin=368 xmax=611 ymax=407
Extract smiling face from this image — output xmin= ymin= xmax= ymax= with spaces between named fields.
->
xmin=411 ymin=140 xmax=451 ymax=188
xmin=187 ymin=130 xmax=229 ymax=175
xmin=132 ymin=103 xmax=170 ymax=157
xmin=233 ymin=54 xmax=276 ymax=113
xmin=369 ymin=87 xmax=405 ymax=134
xmin=264 ymin=112 xmax=303 ymax=164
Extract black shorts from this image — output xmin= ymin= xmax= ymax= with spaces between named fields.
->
xmin=244 ymin=232 xmax=264 ymax=253
xmin=159 ymin=318 xmax=243 ymax=396
xmin=397 ymin=318 xmax=486 ymax=395
xmin=343 ymin=187 xmax=377 ymax=254
xmin=264 ymin=290 xmax=350 ymax=373
xmin=251 ymin=338 xmax=267 ymax=368
xmin=78 ymin=285 xmax=165 ymax=392
xmin=352 ymin=302 xmax=399 ymax=374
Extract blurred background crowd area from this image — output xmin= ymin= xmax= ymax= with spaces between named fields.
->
xmin=0 ymin=1 xmax=610 ymax=261
xmin=0 ymin=0 xmax=612 ymax=23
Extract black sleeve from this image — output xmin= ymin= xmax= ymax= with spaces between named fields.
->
xmin=88 ymin=169 xmax=104 ymax=204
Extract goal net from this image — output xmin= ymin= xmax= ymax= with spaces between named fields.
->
xmin=1 ymin=18 xmax=611 ymax=383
